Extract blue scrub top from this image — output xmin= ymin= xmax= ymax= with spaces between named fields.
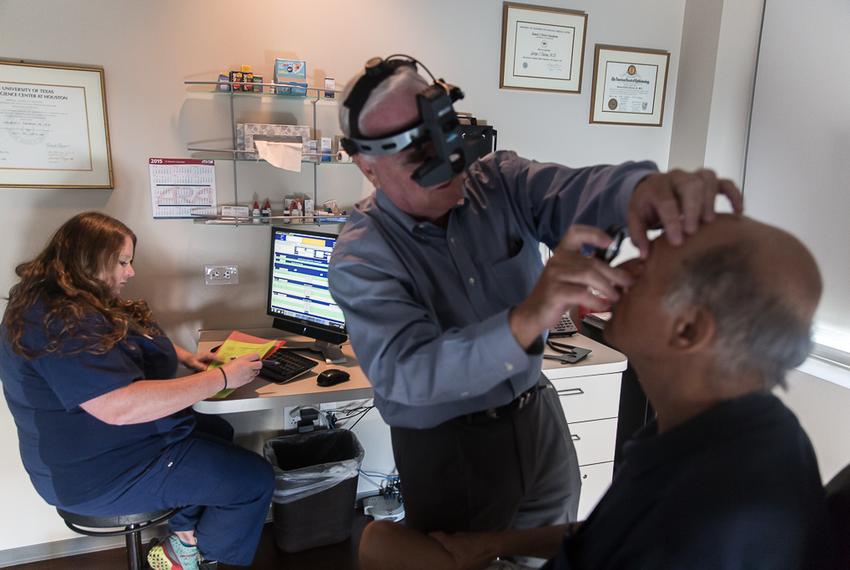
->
xmin=0 ymin=304 xmax=195 ymax=506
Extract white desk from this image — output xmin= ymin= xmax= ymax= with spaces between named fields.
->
xmin=542 ymin=335 xmax=627 ymax=519
xmin=192 ymin=328 xmax=627 ymax=519
xmin=192 ymin=328 xmax=373 ymax=414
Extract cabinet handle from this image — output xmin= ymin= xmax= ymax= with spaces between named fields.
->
xmin=571 ymin=433 xmax=581 ymax=441
xmin=559 ymin=388 xmax=585 ymax=397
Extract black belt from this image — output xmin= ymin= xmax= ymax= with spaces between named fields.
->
xmin=459 ymin=384 xmax=544 ymax=425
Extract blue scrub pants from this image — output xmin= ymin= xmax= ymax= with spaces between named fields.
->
xmin=66 ymin=414 xmax=275 ymax=566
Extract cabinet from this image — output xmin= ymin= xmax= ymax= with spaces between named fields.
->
xmin=183 ymin=80 xmax=354 ymax=225
xmin=543 ymin=340 xmax=625 ymax=521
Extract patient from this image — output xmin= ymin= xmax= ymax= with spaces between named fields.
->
xmin=359 ymin=215 xmax=835 ymax=570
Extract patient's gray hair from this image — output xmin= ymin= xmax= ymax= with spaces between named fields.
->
xmin=339 ymin=65 xmax=429 ymax=140
xmin=662 ymin=244 xmax=813 ymax=390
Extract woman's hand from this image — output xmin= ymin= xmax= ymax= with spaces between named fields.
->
xmin=184 ymin=350 xmax=220 ymax=371
xmin=219 ymin=353 xmax=263 ymax=389
xmin=173 ymin=343 xmax=220 ymax=371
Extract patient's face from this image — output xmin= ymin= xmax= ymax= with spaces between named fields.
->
xmin=604 ymin=237 xmax=677 ymax=358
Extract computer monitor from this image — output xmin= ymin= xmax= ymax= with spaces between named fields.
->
xmin=267 ymin=226 xmax=347 ymax=363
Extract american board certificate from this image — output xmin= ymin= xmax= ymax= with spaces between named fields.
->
xmin=601 ymin=62 xmax=658 ymax=114
xmin=590 ymin=45 xmax=670 ymax=127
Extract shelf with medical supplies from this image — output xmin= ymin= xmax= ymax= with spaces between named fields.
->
xmin=183 ymin=80 xmax=352 ymax=226
xmin=184 ymin=80 xmax=341 ymax=98
xmin=187 ymin=212 xmax=349 ymax=226
xmin=541 ymin=333 xmax=627 ymax=520
xmin=182 ymin=147 xmax=354 ymax=165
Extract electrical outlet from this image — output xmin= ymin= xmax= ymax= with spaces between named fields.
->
xmin=204 ymin=264 xmax=239 ymax=285
xmin=283 ymin=406 xmax=298 ymax=430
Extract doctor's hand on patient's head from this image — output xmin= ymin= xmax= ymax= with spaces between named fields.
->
xmin=628 ymin=169 xmax=743 ymax=258
xmin=220 ymin=353 xmax=263 ymax=389
xmin=509 ymin=225 xmax=633 ymax=349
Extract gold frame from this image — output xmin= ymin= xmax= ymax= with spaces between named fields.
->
xmin=589 ymin=44 xmax=670 ymax=127
xmin=499 ymin=2 xmax=588 ymax=94
xmin=0 ymin=60 xmax=113 ymax=188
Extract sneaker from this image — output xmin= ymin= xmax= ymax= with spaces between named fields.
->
xmin=147 ymin=534 xmax=200 ymax=570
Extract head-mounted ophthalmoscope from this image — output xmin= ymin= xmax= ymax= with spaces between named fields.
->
xmin=340 ymin=54 xmax=487 ymax=187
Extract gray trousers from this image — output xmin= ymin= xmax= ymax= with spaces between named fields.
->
xmin=390 ymin=377 xmax=581 ymax=534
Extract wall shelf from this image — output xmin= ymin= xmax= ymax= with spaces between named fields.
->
xmin=184 ymin=80 xmax=342 ymax=98
xmin=190 ymin=213 xmax=348 ymax=226
xmin=185 ymin=146 xmax=353 ymax=165
xmin=183 ymin=79 xmax=351 ymax=223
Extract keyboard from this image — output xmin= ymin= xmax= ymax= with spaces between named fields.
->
xmin=260 ymin=350 xmax=318 ymax=384
xmin=549 ymin=312 xmax=578 ymax=336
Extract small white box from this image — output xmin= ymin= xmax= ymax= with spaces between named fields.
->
xmin=221 ymin=205 xmax=250 ymax=217
xmin=320 ymin=137 xmax=333 ymax=162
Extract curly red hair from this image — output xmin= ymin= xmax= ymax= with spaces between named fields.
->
xmin=3 ymin=212 xmax=159 ymax=357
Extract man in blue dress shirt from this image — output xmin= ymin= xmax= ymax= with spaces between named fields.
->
xmin=329 ymin=57 xmax=743 ymax=540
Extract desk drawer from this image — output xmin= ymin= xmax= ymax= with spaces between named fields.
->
xmin=577 ymin=461 xmax=614 ymax=521
xmin=555 ymin=373 xmax=621 ymax=423
xmin=568 ymin=417 xmax=617 ymax=466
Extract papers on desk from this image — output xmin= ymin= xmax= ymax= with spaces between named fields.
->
xmin=582 ymin=311 xmax=611 ymax=331
xmin=207 ymin=331 xmax=284 ymax=399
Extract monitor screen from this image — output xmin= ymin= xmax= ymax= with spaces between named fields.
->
xmin=267 ymin=227 xmax=347 ymax=345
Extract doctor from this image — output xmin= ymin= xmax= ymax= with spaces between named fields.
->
xmin=329 ymin=54 xmax=742 ymax=542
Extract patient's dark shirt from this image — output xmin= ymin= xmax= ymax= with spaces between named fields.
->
xmin=545 ymin=392 xmax=834 ymax=570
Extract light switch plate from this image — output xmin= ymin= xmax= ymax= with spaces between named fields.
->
xmin=204 ymin=264 xmax=239 ymax=285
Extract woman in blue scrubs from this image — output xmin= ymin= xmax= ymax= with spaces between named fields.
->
xmin=0 ymin=212 xmax=274 ymax=569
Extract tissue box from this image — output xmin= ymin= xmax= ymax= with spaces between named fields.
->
xmin=274 ymin=58 xmax=307 ymax=96
xmin=236 ymin=123 xmax=312 ymax=157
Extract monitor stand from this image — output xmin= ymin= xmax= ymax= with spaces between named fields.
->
xmin=283 ymin=340 xmax=347 ymax=364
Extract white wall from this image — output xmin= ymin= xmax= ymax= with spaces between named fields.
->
xmin=668 ymin=0 xmax=763 ymax=188
xmin=744 ymin=0 xmax=850 ymax=340
xmin=777 ymin=368 xmax=850 ymax=484
xmin=0 ymin=0 xmax=689 ymax=553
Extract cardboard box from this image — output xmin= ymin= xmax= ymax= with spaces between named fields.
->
xmin=274 ymin=58 xmax=307 ymax=96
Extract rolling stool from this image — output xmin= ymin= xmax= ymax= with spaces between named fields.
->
xmin=57 ymin=507 xmax=177 ymax=570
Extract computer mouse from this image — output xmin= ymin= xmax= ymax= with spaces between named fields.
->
xmin=317 ymin=368 xmax=350 ymax=387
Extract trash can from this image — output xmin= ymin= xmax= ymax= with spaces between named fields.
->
xmin=263 ymin=429 xmax=364 ymax=552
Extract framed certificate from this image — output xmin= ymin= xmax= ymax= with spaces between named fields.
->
xmin=589 ymin=45 xmax=670 ymax=126
xmin=499 ymin=2 xmax=587 ymax=94
xmin=0 ymin=61 xmax=113 ymax=188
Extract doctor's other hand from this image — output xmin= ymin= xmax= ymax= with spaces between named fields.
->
xmin=219 ymin=353 xmax=263 ymax=389
xmin=628 ymin=168 xmax=743 ymax=258
xmin=509 ymin=225 xmax=633 ymax=349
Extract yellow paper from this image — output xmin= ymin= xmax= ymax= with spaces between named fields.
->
xmin=207 ymin=336 xmax=278 ymax=398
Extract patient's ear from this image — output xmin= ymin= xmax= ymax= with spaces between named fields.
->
xmin=354 ymin=155 xmax=380 ymax=188
xmin=669 ymin=305 xmax=716 ymax=352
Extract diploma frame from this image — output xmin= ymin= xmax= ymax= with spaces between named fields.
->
xmin=499 ymin=2 xmax=588 ymax=94
xmin=589 ymin=45 xmax=670 ymax=127
xmin=0 ymin=60 xmax=113 ymax=188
